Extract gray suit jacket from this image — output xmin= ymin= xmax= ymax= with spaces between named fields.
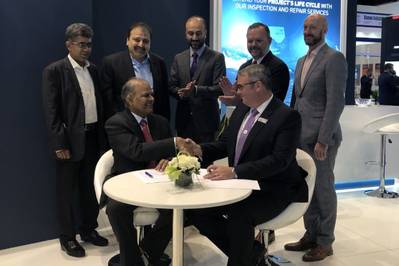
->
xmin=169 ymin=46 xmax=226 ymax=134
xmin=293 ymin=44 xmax=347 ymax=146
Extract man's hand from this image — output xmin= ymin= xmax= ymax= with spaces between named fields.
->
xmin=219 ymin=95 xmax=241 ymax=106
xmin=178 ymin=80 xmax=196 ymax=98
xmin=204 ymin=165 xmax=234 ymax=180
xmin=176 ymin=137 xmax=202 ymax=157
xmin=219 ymin=76 xmax=235 ymax=96
xmin=155 ymin=159 xmax=169 ymax=172
xmin=314 ymin=142 xmax=328 ymax=161
xmin=55 ymin=149 xmax=71 ymax=160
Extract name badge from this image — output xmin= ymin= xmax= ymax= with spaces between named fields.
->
xmin=257 ymin=117 xmax=268 ymax=124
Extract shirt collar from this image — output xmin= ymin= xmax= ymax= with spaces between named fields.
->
xmin=68 ymin=54 xmax=90 ymax=69
xmin=253 ymin=50 xmax=270 ymax=64
xmin=130 ymin=111 xmax=146 ymax=125
xmin=308 ymin=42 xmax=325 ymax=57
xmin=254 ymin=94 xmax=273 ymax=115
xmin=190 ymin=45 xmax=206 ymax=58
xmin=131 ymin=54 xmax=150 ymax=65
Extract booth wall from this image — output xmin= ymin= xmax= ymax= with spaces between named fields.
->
xmin=0 ymin=0 xmax=209 ymax=250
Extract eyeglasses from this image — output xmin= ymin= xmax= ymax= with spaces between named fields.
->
xmin=71 ymin=41 xmax=93 ymax=49
xmin=236 ymin=81 xmax=258 ymax=90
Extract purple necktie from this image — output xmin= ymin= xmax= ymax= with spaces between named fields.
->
xmin=190 ymin=52 xmax=198 ymax=79
xmin=234 ymin=108 xmax=259 ymax=166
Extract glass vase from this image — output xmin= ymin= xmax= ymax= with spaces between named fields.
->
xmin=175 ymin=172 xmax=193 ymax=188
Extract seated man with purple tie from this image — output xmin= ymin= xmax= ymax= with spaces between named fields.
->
xmin=105 ymin=78 xmax=198 ymax=266
xmin=190 ymin=64 xmax=307 ymax=266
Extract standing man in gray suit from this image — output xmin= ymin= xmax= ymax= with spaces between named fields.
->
xmin=284 ymin=14 xmax=347 ymax=262
xmin=169 ymin=16 xmax=226 ymax=143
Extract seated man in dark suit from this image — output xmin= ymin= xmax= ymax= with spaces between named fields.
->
xmin=105 ymin=78 xmax=198 ymax=266
xmin=101 ymin=22 xmax=170 ymax=120
xmin=190 ymin=64 xmax=307 ymax=266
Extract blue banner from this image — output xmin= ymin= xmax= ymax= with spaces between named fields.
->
xmin=221 ymin=0 xmax=342 ymax=104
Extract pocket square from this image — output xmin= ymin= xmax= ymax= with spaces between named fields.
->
xmin=257 ymin=117 xmax=268 ymax=124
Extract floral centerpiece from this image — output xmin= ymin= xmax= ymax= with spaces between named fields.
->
xmin=165 ymin=152 xmax=200 ymax=187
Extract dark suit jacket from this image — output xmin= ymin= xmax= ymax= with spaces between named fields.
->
xmin=101 ymin=50 xmax=170 ymax=120
xmin=378 ymin=72 xmax=399 ymax=105
xmin=360 ymin=75 xmax=372 ymax=99
xmin=239 ymin=51 xmax=289 ymax=101
xmin=42 ymin=57 xmax=106 ymax=161
xmin=201 ymin=97 xmax=308 ymax=204
xmin=169 ymin=46 xmax=226 ymax=134
xmin=105 ymin=109 xmax=176 ymax=175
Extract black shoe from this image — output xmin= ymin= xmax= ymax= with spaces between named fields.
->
xmin=81 ymin=230 xmax=109 ymax=246
xmin=108 ymin=253 xmax=145 ymax=266
xmin=268 ymin=230 xmax=276 ymax=244
xmin=142 ymin=251 xmax=171 ymax=266
xmin=252 ymin=240 xmax=266 ymax=266
xmin=60 ymin=238 xmax=85 ymax=258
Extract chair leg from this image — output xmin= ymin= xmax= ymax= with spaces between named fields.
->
xmin=259 ymin=230 xmax=293 ymax=266
xmin=366 ymin=134 xmax=398 ymax=198
xmin=135 ymin=225 xmax=145 ymax=244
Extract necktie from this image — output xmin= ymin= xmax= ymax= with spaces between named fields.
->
xmin=234 ymin=109 xmax=259 ymax=166
xmin=190 ymin=52 xmax=198 ymax=79
xmin=252 ymin=59 xmax=257 ymax=64
xmin=139 ymin=119 xmax=157 ymax=168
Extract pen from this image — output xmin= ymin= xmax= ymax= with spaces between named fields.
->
xmin=145 ymin=171 xmax=153 ymax=178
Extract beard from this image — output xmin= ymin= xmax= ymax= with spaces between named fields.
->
xmin=304 ymin=33 xmax=322 ymax=46
xmin=188 ymin=39 xmax=205 ymax=50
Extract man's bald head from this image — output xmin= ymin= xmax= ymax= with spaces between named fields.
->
xmin=303 ymin=14 xmax=328 ymax=49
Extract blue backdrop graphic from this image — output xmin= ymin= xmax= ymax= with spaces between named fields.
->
xmin=220 ymin=0 xmax=341 ymax=104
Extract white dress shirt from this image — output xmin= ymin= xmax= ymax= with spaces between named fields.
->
xmin=68 ymin=54 xmax=98 ymax=124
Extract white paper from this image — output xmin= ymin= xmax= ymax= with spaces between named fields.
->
xmin=136 ymin=169 xmax=171 ymax=183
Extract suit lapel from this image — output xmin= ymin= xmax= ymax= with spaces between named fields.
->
xmin=148 ymin=53 xmax=158 ymax=89
xmin=124 ymin=110 xmax=145 ymax=140
xmin=63 ymin=58 xmax=83 ymax=98
xmin=122 ymin=50 xmax=136 ymax=80
xmin=238 ymin=98 xmax=279 ymax=163
xmin=181 ymin=49 xmax=191 ymax=82
xmin=301 ymin=44 xmax=328 ymax=91
xmin=295 ymin=57 xmax=305 ymax=97
xmin=192 ymin=46 xmax=209 ymax=81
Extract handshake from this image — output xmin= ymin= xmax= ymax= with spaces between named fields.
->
xmin=175 ymin=137 xmax=202 ymax=157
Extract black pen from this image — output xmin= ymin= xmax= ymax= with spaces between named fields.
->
xmin=145 ymin=171 xmax=154 ymax=178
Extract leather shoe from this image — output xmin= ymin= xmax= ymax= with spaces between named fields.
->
xmin=108 ymin=253 xmax=145 ymax=266
xmin=60 ymin=238 xmax=85 ymax=257
xmin=81 ymin=230 xmax=109 ymax=246
xmin=284 ymin=237 xmax=317 ymax=251
xmin=145 ymin=253 xmax=171 ymax=266
xmin=302 ymin=245 xmax=333 ymax=262
xmin=252 ymin=240 xmax=266 ymax=266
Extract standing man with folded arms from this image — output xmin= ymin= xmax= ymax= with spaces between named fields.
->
xmin=284 ymin=14 xmax=347 ymax=262
xmin=169 ymin=16 xmax=226 ymax=143
xmin=101 ymin=22 xmax=170 ymax=120
xmin=42 ymin=23 xmax=108 ymax=258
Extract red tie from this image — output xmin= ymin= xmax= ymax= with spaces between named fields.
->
xmin=252 ymin=60 xmax=257 ymax=64
xmin=140 ymin=119 xmax=157 ymax=168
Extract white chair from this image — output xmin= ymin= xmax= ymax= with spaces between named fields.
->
xmin=362 ymin=113 xmax=399 ymax=198
xmin=94 ymin=149 xmax=160 ymax=241
xmin=256 ymin=149 xmax=317 ymax=266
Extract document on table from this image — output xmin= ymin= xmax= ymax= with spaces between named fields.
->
xmin=136 ymin=169 xmax=170 ymax=183
xmin=136 ymin=169 xmax=260 ymax=190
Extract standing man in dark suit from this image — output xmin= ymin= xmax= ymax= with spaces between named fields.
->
xmin=219 ymin=22 xmax=290 ymax=103
xmin=360 ymin=69 xmax=373 ymax=99
xmin=105 ymin=78 xmax=198 ymax=266
xmin=42 ymin=23 xmax=108 ymax=258
xmin=378 ymin=63 xmax=399 ymax=105
xmin=190 ymin=64 xmax=307 ymax=266
xmin=284 ymin=14 xmax=347 ymax=262
xmin=101 ymin=22 xmax=170 ymax=120
xmin=169 ymin=16 xmax=226 ymax=143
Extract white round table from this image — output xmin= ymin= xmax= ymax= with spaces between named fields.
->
xmin=103 ymin=170 xmax=252 ymax=266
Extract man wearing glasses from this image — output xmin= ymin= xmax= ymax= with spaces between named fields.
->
xmin=42 ymin=23 xmax=108 ymax=258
